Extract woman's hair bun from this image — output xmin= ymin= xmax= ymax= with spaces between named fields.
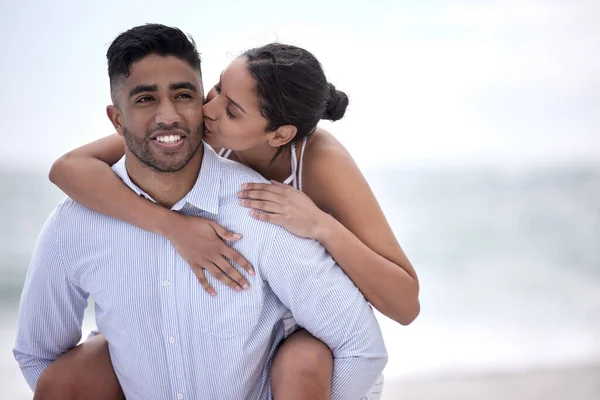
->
xmin=322 ymin=83 xmax=349 ymax=121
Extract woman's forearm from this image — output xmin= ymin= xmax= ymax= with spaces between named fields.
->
xmin=49 ymin=154 xmax=177 ymax=237
xmin=315 ymin=214 xmax=420 ymax=325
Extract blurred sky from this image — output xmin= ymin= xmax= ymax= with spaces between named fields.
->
xmin=0 ymin=0 xmax=598 ymax=171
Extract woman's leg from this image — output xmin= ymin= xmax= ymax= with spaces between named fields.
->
xmin=270 ymin=329 xmax=333 ymax=400
xmin=34 ymin=334 xmax=124 ymax=400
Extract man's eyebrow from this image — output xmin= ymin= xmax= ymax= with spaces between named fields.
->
xmin=169 ymin=82 xmax=197 ymax=92
xmin=129 ymin=84 xmax=158 ymax=98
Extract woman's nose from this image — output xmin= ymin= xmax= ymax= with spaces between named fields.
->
xmin=203 ymin=87 xmax=219 ymax=120
xmin=202 ymin=102 xmax=216 ymax=121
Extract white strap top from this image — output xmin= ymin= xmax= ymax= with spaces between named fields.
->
xmin=219 ymin=148 xmax=233 ymax=159
xmin=218 ymin=137 xmax=309 ymax=191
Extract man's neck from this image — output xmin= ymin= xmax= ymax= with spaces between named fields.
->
xmin=125 ymin=145 xmax=204 ymax=209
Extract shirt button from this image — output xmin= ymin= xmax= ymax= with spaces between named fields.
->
xmin=169 ymin=337 xmax=175 ymax=344
xmin=163 ymin=280 xmax=170 ymax=287
xmin=177 ymin=394 xmax=183 ymax=399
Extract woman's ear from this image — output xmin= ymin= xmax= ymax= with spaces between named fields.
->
xmin=266 ymin=125 xmax=297 ymax=148
xmin=106 ymin=105 xmax=125 ymax=137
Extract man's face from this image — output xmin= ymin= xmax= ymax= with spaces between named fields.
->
xmin=108 ymin=54 xmax=204 ymax=173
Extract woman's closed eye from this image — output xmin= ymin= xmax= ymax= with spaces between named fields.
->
xmin=213 ymin=84 xmax=237 ymax=119
xmin=225 ymin=107 xmax=236 ymax=119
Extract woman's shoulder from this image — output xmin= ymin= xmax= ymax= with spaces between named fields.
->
xmin=304 ymin=127 xmax=352 ymax=162
xmin=302 ymin=127 xmax=361 ymax=207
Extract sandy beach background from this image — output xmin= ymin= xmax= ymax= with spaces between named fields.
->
xmin=383 ymin=363 xmax=600 ymax=399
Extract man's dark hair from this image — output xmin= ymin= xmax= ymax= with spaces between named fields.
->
xmin=107 ymin=23 xmax=201 ymax=102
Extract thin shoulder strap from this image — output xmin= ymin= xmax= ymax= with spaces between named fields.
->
xmin=297 ymin=136 xmax=308 ymax=192
xmin=282 ymin=137 xmax=308 ymax=190
xmin=218 ymin=148 xmax=233 ymax=159
xmin=283 ymin=141 xmax=297 ymax=187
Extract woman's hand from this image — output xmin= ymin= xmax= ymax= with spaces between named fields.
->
xmin=237 ymin=180 xmax=330 ymax=239
xmin=164 ymin=214 xmax=254 ymax=296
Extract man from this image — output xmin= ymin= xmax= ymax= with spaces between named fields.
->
xmin=14 ymin=24 xmax=387 ymax=399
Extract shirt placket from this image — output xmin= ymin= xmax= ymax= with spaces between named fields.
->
xmin=159 ymin=240 xmax=188 ymax=400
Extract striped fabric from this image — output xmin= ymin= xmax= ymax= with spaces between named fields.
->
xmin=14 ymin=142 xmax=387 ymax=400
xmin=219 ymin=141 xmax=385 ymax=400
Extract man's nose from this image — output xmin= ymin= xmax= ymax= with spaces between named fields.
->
xmin=155 ymin=100 xmax=182 ymax=126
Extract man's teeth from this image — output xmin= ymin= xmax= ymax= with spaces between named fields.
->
xmin=156 ymin=135 xmax=182 ymax=143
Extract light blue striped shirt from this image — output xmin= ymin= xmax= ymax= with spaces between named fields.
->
xmin=14 ymin=142 xmax=387 ymax=399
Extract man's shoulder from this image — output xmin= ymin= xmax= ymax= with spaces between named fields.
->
xmin=51 ymin=197 xmax=89 ymax=221
xmin=49 ymin=197 xmax=121 ymax=231
xmin=217 ymin=157 xmax=270 ymax=187
xmin=214 ymin=157 xmax=326 ymax=244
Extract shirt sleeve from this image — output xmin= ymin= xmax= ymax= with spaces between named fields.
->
xmin=13 ymin=206 xmax=89 ymax=390
xmin=262 ymin=229 xmax=388 ymax=399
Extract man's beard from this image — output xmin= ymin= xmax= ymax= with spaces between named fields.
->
xmin=123 ymin=125 xmax=203 ymax=173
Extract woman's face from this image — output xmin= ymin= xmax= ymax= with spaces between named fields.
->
xmin=202 ymin=57 xmax=271 ymax=151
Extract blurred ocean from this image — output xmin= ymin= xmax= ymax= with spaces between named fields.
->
xmin=1 ymin=163 xmax=599 ymax=396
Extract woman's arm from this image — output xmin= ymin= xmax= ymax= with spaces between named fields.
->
xmin=306 ymin=144 xmax=420 ymax=325
xmin=49 ymin=134 xmax=171 ymax=232
xmin=238 ymin=139 xmax=419 ymax=325
xmin=49 ymin=134 xmax=254 ymax=293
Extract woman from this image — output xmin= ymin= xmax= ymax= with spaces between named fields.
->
xmin=50 ymin=43 xmax=420 ymax=399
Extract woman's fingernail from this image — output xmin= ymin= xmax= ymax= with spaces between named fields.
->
xmin=239 ymin=199 xmax=246 ymax=205
xmin=235 ymin=286 xmax=242 ymax=292
xmin=233 ymin=233 xmax=242 ymax=239
xmin=241 ymin=184 xmax=248 ymax=189
xmin=249 ymin=269 xmax=255 ymax=276
xmin=237 ymin=191 xmax=243 ymax=197
xmin=243 ymin=284 xmax=250 ymax=290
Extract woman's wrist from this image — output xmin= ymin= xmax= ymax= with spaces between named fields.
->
xmin=153 ymin=208 xmax=183 ymax=239
xmin=313 ymin=212 xmax=339 ymax=245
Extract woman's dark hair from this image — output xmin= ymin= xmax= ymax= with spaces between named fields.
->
xmin=106 ymin=24 xmax=201 ymax=101
xmin=243 ymin=43 xmax=349 ymax=161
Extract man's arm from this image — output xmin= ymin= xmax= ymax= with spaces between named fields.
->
xmin=13 ymin=205 xmax=89 ymax=390
xmin=263 ymin=229 xmax=388 ymax=398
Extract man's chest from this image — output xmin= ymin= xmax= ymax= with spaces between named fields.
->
xmin=74 ymin=234 xmax=266 ymax=338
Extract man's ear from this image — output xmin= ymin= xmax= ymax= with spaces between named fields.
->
xmin=106 ymin=105 xmax=125 ymax=137
xmin=266 ymin=125 xmax=297 ymax=148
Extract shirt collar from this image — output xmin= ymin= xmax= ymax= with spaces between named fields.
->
xmin=112 ymin=141 xmax=221 ymax=214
